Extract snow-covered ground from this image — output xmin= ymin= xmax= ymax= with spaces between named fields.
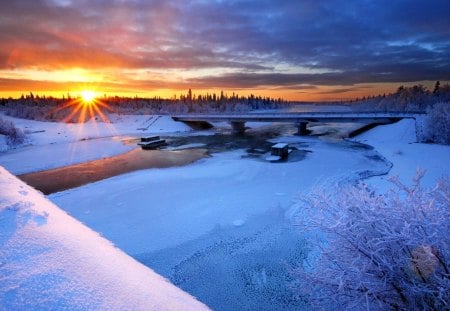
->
xmin=0 ymin=167 xmax=209 ymax=310
xmin=1 ymin=113 xmax=192 ymax=147
xmin=50 ymin=142 xmax=389 ymax=255
xmin=1 ymin=113 xmax=449 ymax=310
xmin=353 ymin=119 xmax=450 ymax=189
xmin=0 ymin=113 xmax=193 ymax=174
xmin=46 ymin=126 xmax=394 ymax=310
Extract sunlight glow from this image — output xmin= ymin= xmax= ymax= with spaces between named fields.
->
xmin=80 ymin=90 xmax=96 ymax=103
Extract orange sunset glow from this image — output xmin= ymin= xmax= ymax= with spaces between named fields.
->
xmin=0 ymin=1 xmax=449 ymax=101
xmin=44 ymin=90 xmax=112 ymax=124
xmin=80 ymin=90 xmax=97 ymax=103
xmin=1 ymin=2 xmax=450 ymax=311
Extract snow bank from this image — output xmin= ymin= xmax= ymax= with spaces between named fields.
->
xmin=353 ymin=119 xmax=450 ymax=188
xmin=354 ymin=118 xmax=417 ymax=145
xmin=0 ymin=138 xmax=135 ymax=175
xmin=0 ymin=167 xmax=209 ymax=310
xmin=0 ymin=113 xmax=192 ymax=147
xmin=0 ymin=114 xmax=193 ymax=174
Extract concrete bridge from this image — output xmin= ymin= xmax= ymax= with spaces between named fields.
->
xmin=172 ymin=112 xmax=426 ymax=136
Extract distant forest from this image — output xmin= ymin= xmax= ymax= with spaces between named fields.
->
xmin=0 ymin=82 xmax=449 ymax=123
xmin=348 ymin=81 xmax=450 ymax=112
xmin=0 ymin=90 xmax=286 ymax=122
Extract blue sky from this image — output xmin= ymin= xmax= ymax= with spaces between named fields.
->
xmin=1 ymin=0 xmax=449 ymax=100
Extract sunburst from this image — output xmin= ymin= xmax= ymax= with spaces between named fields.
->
xmin=80 ymin=90 xmax=97 ymax=104
xmin=45 ymin=90 xmax=115 ymax=125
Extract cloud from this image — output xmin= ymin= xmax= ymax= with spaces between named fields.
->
xmin=316 ymin=86 xmax=374 ymax=95
xmin=1 ymin=0 xmax=449 ymax=92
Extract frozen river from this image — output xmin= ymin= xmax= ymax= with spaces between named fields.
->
xmin=50 ymin=124 xmax=391 ymax=310
xmin=2 ymin=111 xmax=448 ymax=310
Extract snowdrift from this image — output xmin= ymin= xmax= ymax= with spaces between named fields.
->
xmin=352 ymin=118 xmax=450 ymax=188
xmin=0 ymin=167 xmax=209 ymax=310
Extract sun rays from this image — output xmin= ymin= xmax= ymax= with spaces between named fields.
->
xmin=80 ymin=90 xmax=97 ymax=104
xmin=44 ymin=90 xmax=115 ymax=127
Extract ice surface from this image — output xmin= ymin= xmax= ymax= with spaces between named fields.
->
xmin=50 ymin=136 xmax=392 ymax=310
xmin=51 ymin=142 xmax=390 ymax=255
xmin=0 ymin=167 xmax=209 ymax=310
xmin=2 ymin=113 xmax=449 ymax=310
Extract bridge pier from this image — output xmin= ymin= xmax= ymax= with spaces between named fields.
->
xmin=296 ymin=122 xmax=309 ymax=135
xmin=230 ymin=121 xmax=246 ymax=134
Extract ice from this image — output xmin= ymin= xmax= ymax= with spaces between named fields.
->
xmin=50 ymin=135 xmax=395 ymax=310
xmin=1 ymin=113 xmax=449 ymax=310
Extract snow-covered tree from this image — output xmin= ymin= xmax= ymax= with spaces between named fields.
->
xmin=0 ymin=117 xmax=25 ymax=146
xmin=424 ymin=102 xmax=450 ymax=145
xmin=292 ymin=170 xmax=449 ymax=310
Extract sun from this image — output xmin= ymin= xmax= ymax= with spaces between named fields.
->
xmin=80 ymin=90 xmax=96 ymax=104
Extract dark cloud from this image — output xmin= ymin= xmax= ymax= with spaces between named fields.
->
xmin=1 ymin=0 xmax=449 ymax=90
xmin=316 ymin=86 xmax=374 ymax=95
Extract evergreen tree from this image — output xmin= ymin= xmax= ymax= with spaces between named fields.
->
xmin=433 ymin=80 xmax=440 ymax=95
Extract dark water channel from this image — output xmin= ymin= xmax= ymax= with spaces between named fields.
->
xmin=19 ymin=122 xmax=376 ymax=194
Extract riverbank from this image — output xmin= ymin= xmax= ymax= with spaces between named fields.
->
xmin=2 ymin=113 xmax=449 ymax=310
xmin=0 ymin=113 xmax=193 ymax=174
xmin=19 ymin=148 xmax=208 ymax=194
xmin=15 ymin=120 xmax=372 ymax=195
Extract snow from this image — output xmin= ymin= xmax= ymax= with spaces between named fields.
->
xmin=0 ymin=113 xmax=192 ymax=174
xmin=265 ymin=155 xmax=281 ymax=161
xmin=50 ymin=142 xmax=387 ymax=255
xmin=49 ymin=133 xmax=391 ymax=309
xmin=0 ymin=137 xmax=134 ymax=175
xmin=272 ymin=142 xmax=288 ymax=148
xmin=47 ymin=117 xmax=449 ymax=310
xmin=0 ymin=135 xmax=6 ymax=152
xmin=1 ymin=112 xmax=449 ymax=310
xmin=0 ymin=167 xmax=209 ymax=310
xmin=1 ymin=114 xmax=191 ymax=147
xmin=352 ymin=119 xmax=450 ymax=188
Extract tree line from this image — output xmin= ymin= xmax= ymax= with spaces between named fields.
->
xmin=0 ymin=89 xmax=287 ymax=123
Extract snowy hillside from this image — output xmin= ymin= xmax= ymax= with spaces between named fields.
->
xmin=0 ymin=167 xmax=209 ymax=310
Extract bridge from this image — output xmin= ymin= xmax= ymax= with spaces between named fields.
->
xmin=172 ymin=112 xmax=426 ymax=136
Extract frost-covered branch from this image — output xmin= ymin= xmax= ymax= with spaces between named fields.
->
xmin=0 ymin=116 xmax=25 ymax=147
xmin=292 ymin=172 xmax=449 ymax=310
xmin=423 ymin=102 xmax=450 ymax=145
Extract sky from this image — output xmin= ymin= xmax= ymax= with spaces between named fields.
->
xmin=1 ymin=0 xmax=450 ymax=101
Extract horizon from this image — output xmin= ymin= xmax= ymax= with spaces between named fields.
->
xmin=1 ymin=1 xmax=450 ymax=101
xmin=2 ymin=81 xmax=446 ymax=104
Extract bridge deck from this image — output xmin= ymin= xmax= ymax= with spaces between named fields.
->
xmin=172 ymin=112 xmax=423 ymax=123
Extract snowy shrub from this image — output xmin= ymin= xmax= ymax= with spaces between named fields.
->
xmin=292 ymin=170 xmax=449 ymax=310
xmin=0 ymin=117 xmax=25 ymax=146
xmin=424 ymin=102 xmax=450 ymax=145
